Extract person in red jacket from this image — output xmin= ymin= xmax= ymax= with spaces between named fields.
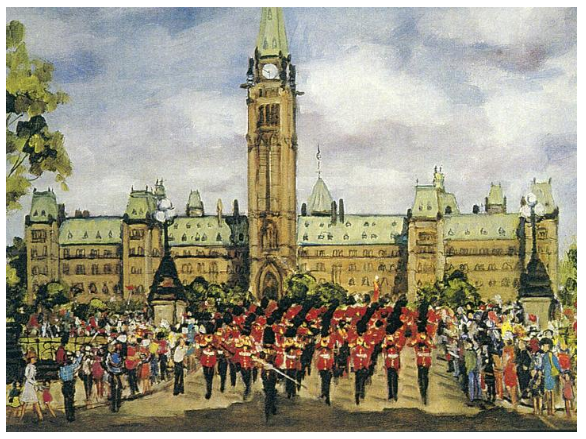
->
xmin=238 ymin=337 xmax=255 ymax=400
xmin=198 ymin=334 xmax=217 ymax=400
xmin=315 ymin=336 xmax=334 ymax=405
xmin=283 ymin=338 xmax=300 ymax=399
xmin=382 ymin=332 xmax=404 ymax=401
xmin=410 ymin=332 xmax=434 ymax=405
xmin=351 ymin=336 xmax=371 ymax=405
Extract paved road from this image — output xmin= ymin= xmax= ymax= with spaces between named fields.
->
xmin=7 ymin=348 xmax=577 ymax=432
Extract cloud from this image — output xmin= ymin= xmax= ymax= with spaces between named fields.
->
xmin=5 ymin=7 xmax=577 ymax=252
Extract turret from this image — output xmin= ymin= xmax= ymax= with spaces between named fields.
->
xmin=186 ymin=190 xmax=204 ymax=217
xmin=485 ymin=183 xmax=506 ymax=214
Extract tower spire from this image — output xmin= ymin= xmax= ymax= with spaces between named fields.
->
xmin=256 ymin=7 xmax=289 ymax=58
xmin=316 ymin=144 xmax=322 ymax=179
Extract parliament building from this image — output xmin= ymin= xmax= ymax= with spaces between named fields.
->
xmin=25 ymin=8 xmax=559 ymax=305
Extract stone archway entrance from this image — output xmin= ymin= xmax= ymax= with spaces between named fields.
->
xmin=258 ymin=265 xmax=281 ymax=300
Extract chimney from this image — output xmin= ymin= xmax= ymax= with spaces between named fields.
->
xmin=331 ymin=200 xmax=337 ymax=224
xmin=233 ymin=199 xmax=240 ymax=218
xmin=74 ymin=209 xmax=83 ymax=218
xmin=338 ymin=199 xmax=345 ymax=223
xmin=301 ymin=203 xmax=307 ymax=216
xmin=216 ymin=199 xmax=223 ymax=225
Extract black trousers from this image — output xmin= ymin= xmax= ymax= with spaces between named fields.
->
xmin=217 ymin=357 xmax=228 ymax=392
xmin=109 ymin=374 xmax=122 ymax=412
xmin=319 ymin=369 xmax=332 ymax=403
xmin=387 ymin=368 xmax=399 ymax=401
xmin=159 ymin=354 xmax=169 ymax=380
xmin=81 ymin=373 xmax=93 ymax=399
xmin=417 ymin=366 xmax=430 ymax=404
xmin=203 ymin=366 xmax=214 ymax=399
xmin=241 ymin=368 xmax=252 ymax=398
xmin=127 ymin=368 xmax=139 ymax=395
xmin=173 ymin=361 xmax=184 ymax=395
xmin=285 ymin=369 xmax=297 ymax=398
xmin=354 ymin=368 xmax=368 ymax=404
xmin=262 ymin=370 xmax=278 ymax=421
xmin=229 ymin=362 xmax=237 ymax=387
xmin=61 ymin=380 xmax=76 ymax=422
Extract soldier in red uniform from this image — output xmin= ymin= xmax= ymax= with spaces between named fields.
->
xmin=315 ymin=336 xmax=334 ymax=405
xmin=238 ymin=337 xmax=255 ymax=400
xmin=382 ymin=332 xmax=404 ymax=401
xmin=198 ymin=334 xmax=217 ymax=400
xmin=283 ymin=338 xmax=300 ymax=398
xmin=351 ymin=336 xmax=371 ymax=405
xmin=214 ymin=326 xmax=229 ymax=392
xmin=410 ymin=332 xmax=434 ymax=405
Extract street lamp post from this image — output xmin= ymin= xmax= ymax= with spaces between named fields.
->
xmin=148 ymin=197 xmax=186 ymax=326
xmin=518 ymin=192 xmax=554 ymax=328
xmin=154 ymin=197 xmax=177 ymax=255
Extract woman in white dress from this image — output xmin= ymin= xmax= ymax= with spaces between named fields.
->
xmin=20 ymin=354 xmax=44 ymax=421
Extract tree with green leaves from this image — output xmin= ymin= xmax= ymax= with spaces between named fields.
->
xmin=311 ymin=281 xmax=348 ymax=306
xmin=6 ymin=20 xmax=71 ymax=211
xmin=441 ymin=270 xmax=480 ymax=309
xmin=558 ymin=242 xmax=577 ymax=307
xmin=6 ymin=237 xmax=28 ymax=318
xmin=35 ymin=280 xmax=70 ymax=311
xmin=285 ymin=272 xmax=317 ymax=303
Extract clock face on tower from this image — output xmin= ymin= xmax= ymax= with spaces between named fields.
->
xmin=262 ymin=63 xmax=278 ymax=79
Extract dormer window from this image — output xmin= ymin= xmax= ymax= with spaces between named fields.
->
xmin=96 ymin=231 xmax=101 ymax=239
xmin=41 ymin=210 xmax=46 ymax=216
xmin=216 ymin=233 xmax=222 ymax=241
xmin=83 ymin=231 xmax=88 ymax=239
xmin=343 ymin=234 xmax=349 ymax=240
xmin=202 ymin=234 xmax=207 ymax=241
xmin=448 ymin=229 xmax=455 ymax=236
xmin=391 ymin=221 xmax=397 ymax=227
xmin=182 ymin=234 xmax=187 ymax=242
xmin=108 ymin=230 xmax=113 ymax=238
xmin=195 ymin=233 xmax=200 ymax=241
xmin=364 ymin=222 xmax=369 ymax=227
xmin=345 ymin=222 xmax=352 ymax=227
xmin=33 ymin=210 xmax=38 ymax=216
xmin=186 ymin=223 xmax=191 ymax=229
xmin=303 ymin=234 xmax=308 ymax=241
xmin=361 ymin=232 xmax=367 ymax=239
xmin=371 ymin=234 xmax=378 ymax=239
xmin=304 ymin=221 xmax=309 ymax=227
xmin=68 ymin=231 xmax=73 ymax=239
xmin=498 ymin=227 xmax=506 ymax=236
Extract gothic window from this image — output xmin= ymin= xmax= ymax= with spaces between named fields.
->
xmin=459 ymin=264 xmax=468 ymax=272
xmin=91 ymin=264 xmax=99 ymax=275
xmin=90 ymin=249 xmax=98 ymax=258
xmin=32 ymin=266 xmax=39 ymax=275
xmin=349 ymin=278 xmax=355 ymax=286
xmin=488 ymin=264 xmax=497 ymax=271
xmin=76 ymin=265 xmax=85 ymax=275
xmin=138 ymin=246 xmax=144 ymax=256
xmin=349 ymin=250 xmax=357 ymax=257
xmin=62 ymin=264 xmax=69 ymax=275
xmin=349 ymin=264 xmax=357 ymax=272
xmin=501 ymin=278 xmax=510 ymax=287
xmin=76 ymin=249 xmax=85 ymax=257
xmin=262 ymin=221 xmax=278 ymax=249
xmin=104 ymin=264 xmax=112 ymax=274
xmin=89 ymin=283 xmax=97 ymax=293
xmin=361 ymin=277 xmax=370 ymax=286
xmin=488 ymin=279 xmax=496 ymax=287
xmin=378 ymin=250 xmax=387 ymax=257
xmin=378 ymin=264 xmax=386 ymax=272
xmin=31 ymin=230 xmax=46 ymax=243
xmin=316 ymin=263 xmax=325 ymax=272
xmin=104 ymin=250 xmax=112 ymax=258
xmin=102 ymin=283 xmax=109 ymax=295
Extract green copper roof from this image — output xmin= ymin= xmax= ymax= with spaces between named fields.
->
xmin=531 ymin=181 xmax=556 ymax=214
xmin=59 ymin=218 xmax=122 ymax=245
xmin=124 ymin=190 xmax=158 ymax=220
xmin=487 ymin=184 xmax=505 ymax=205
xmin=256 ymin=7 xmax=289 ymax=58
xmin=29 ymin=189 xmax=58 ymax=223
xmin=412 ymin=185 xmax=459 ymax=218
xmin=168 ymin=216 xmax=248 ymax=247
xmin=444 ymin=213 xmax=519 ymax=241
xmin=298 ymin=215 xmax=406 ymax=246
xmin=307 ymin=177 xmax=334 ymax=216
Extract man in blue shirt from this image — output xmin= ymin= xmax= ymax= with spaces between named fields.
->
xmin=59 ymin=351 xmax=83 ymax=422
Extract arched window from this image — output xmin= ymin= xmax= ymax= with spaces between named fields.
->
xmin=348 ymin=278 xmax=355 ymax=286
xmin=445 ymin=206 xmax=452 ymax=214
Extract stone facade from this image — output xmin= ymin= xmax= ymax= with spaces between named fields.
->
xmin=24 ymin=8 xmax=559 ymax=306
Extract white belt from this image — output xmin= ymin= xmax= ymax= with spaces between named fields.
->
xmin=357 ymin=354 xmax=367 ymax=358
xmin=320 ymin=354 xmax=331 ymax=359
xmin=387 ymin=354 xmax=399 ymax=358
xmin=417 ymin=353 xmax=431 ymax=357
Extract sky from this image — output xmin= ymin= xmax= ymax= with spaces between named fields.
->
xmin=5 ymin=7 xmax=577 ymax=251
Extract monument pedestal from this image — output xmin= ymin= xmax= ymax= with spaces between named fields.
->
xmin=148 ymin=253 xmax=187 ymax=327
xmin=520 ymin=296 xmax=553 ymax=330
xmin=151 ymin=300 xmax=186 ymax=327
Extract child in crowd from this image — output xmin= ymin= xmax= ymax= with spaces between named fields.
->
xmin=41 ymin=381 xmax=57 ymax=417
xmin=561 ymin=371 xmax=575 ymax=418
xmin=7 ymin=381 xmax=23 ymax=418
xmin=529 ymin=369 xmax=544 ymax=416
